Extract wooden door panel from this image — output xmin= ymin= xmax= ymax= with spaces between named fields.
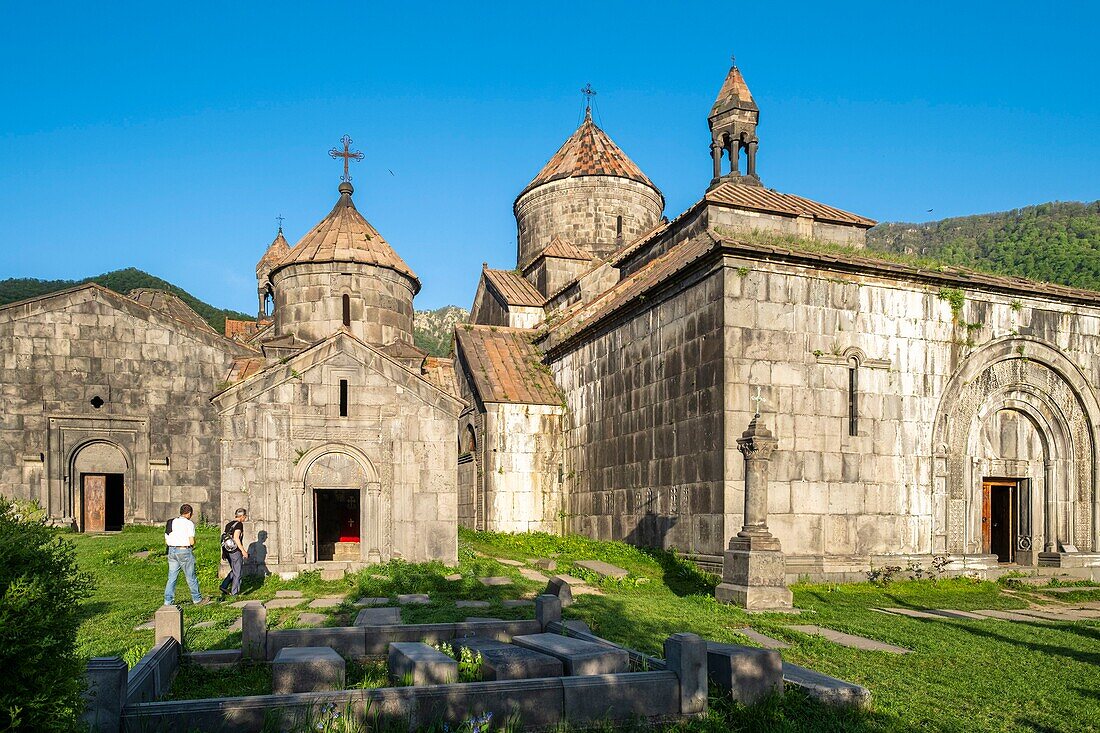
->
xmin=83 ymin=474 xmax=106 ymax=533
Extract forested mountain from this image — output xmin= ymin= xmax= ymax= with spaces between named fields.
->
xmin=867 ymin=201 xmax=1100 ymax=291
xmin=413 ymin=306 xmax=469 ymax=356
xmin=0 ymin=268 xmax=252 ymax=333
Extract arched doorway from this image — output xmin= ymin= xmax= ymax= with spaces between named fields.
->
xmin=933 ymin=339 xmax=1100 ymax=564
xmin=72 ymin=441 xmax=128 ymax=532
xmin=458 ymin=424 xmax=478 ymax=529
xmin=301 ymin=448 xmax=383 ymax=563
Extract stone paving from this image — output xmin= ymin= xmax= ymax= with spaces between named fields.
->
xmin=789 ymin=625 xmax=910 ymax=654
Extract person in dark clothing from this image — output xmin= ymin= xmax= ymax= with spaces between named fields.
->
xmin=219 ymin=508 xmax=249 ymax=598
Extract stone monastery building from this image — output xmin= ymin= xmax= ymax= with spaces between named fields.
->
xmin=2 ymin=62 xmax=1099 ymax=578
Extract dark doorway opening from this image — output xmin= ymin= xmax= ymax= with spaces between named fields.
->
xmin=982 ymin=479 xmax=1017 ymax=563
xmin=81 ymin=473 xmax=124 ymax=532
xmin=314 ymin=489 xmax=360 ymax=561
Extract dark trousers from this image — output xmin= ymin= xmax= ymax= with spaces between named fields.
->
xmin=220 ymin=551 xmax=243 ymax=596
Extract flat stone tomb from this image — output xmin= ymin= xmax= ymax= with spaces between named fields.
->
xmin=308 ymin=597 xmax=345 ymax=608
xmin=930 ymin=609 xmax=990 ymax=620
xmin=272 ymin=646 xmax=345 ymax=694
xmin=275 ymin=590 xmax=303 ymax=598
xmin=512 ymin=633 xmax=629 ymax=676
xmin=782 ymin=662 xmax=870 ymax=709
xmin=1013 ymin=608 xmax=1081 ymax=621
xmin=502 ymin=599 xmax=534 ymax=608
xmin=736 ymin=627 xmax=790 ymax=649
xmin=388 ymin=642 xmax=457 ymax=685
xmin=788 ymin=625 xmax=910 ymax=654
xmin=265 ymin=598 xmax=306 ymax=609
xmin=519 ymin=568 xmax=549 ymax=582
xmin=356 ymin=607 xmax=401 ymax=626
xmin=551 ymin=574 xmax=588 ymax=586
xmin=444 ymin=573 xmax=463 ymax=581
xmin=495 ymin=558 xmax=524 ymax=567
xmin=355 ymin=597 xmax=389 ymax=607
xmin=397 ymin=594 xmax=430 ymax=605
xmin=706 ymin=642 xmax=783 ymax=704
xmin=453 ymin=637 xmax=564 ymax=680
xmin=297 ymin=613 xmax=328 ymax=626
xmin=970 ymin=609 xmax=1052 ymax=622
xmin=478 ymin=577 xmax=512 ymax=586
xmin=574 ymin=560 xmax=628 ymax=579
xmin=876 ymin=607 xmax=944 ymax=620
xmin=455 ymin=600 xmax=491 ymax=608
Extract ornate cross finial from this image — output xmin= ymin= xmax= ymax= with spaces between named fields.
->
xmin=580 ymin=83 xmax=597 ymax=109
xmin=329 ymin=134 xmax=364 ymax=182
xmin=730 ymin=52 xmax=736 ymax=66
xmin=275 ymin=214 xmax=285 ymax=234
xmin=750 ymin=386 xmax=763 ymax=417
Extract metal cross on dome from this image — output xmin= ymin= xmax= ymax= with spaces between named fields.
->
xmin=581 ymin=83 xmax=597 ymax=108
xmin=750 ymin=386 xmax=763 ymax=417
xmin=329 ymin=135 xmax=364 ymax=182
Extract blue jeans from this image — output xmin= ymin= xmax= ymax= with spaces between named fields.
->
xmin=164 ymin=547 xmax=201 ymax=604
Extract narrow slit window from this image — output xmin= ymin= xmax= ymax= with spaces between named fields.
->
xmin=341 ymin=294 xmax=351 ymax=327
xmin=847 ymin=357 xmax=859 ymax=436
xmin=339 ymin=379 xmax=349 ymax=417
xmin=615 ymin=215 xmax=623 ymax=239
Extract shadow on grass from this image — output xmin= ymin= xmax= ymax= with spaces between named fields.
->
xmin=932 ymin=618 xmax=1100 ymax=666
xmin=635 ymin=546 xmax=719 ymax=598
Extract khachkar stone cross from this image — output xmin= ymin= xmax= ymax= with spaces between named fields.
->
xmin=329 ymin=134 xmax=364 ymax=182
xmin=715 ymin=402 xmax=793 ymax=610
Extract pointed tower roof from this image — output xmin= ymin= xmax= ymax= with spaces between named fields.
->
xmin=519 ymin=108 xmax=659 ymax=198
xmin=710 ymin=63 xmax=758 ymax=119
xmin=256 ymin=230 xmax=291 ymax=277
xmin=275 ymin=182 xmax=419 ymax=287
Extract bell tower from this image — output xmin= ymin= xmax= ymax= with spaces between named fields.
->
xmin=708 ymin=58 xmax=761 ymax=189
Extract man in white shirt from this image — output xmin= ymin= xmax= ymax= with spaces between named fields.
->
xmin=163 ymin=504 xmax=206 ymax=605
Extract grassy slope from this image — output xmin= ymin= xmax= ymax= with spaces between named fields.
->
xmin=69 ymin=526 xmax=1100 ymax=732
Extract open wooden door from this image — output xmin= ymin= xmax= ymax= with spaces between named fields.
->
xmin=982 ymin=479 xmax=1017 ymax=562
xmin=83 ymin=474 xmax=107 ymax=532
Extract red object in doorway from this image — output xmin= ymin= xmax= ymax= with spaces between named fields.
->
xmin=339 ymin=516 xmax=360 ymax=543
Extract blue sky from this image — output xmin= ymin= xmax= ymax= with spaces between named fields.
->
xmin=1 ymin=2 xmax=1097 ymax=313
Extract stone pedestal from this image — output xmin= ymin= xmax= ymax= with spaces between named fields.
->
xmin=715 ymin=414 xmax=793 ymax=610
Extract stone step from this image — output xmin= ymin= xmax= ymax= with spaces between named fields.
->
xmin=782 ymin=662 xmax=871 ymax=708
xmin=788 ymin=625 xmax=910 ymax=654
xmin=453 ymin=636 xmax=564 ymax=680
xmin=512 ymin=632 xmax=629 ymax=676
xmin=574 ymin=561 xmax=628 ymax=579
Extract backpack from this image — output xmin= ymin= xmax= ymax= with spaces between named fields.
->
xmin=220 ymin=522 xmax=239 ymax=552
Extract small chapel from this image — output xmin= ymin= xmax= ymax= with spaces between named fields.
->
xmin=1 ymin=60 xmax=1098 ymax=580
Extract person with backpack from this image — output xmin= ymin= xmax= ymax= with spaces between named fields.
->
xmin=164 ymin=504 xmax=206 ymax=605
xmin=219 ymin=508 xmax=249 ymax=598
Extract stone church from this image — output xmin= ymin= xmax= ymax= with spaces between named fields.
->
xmin=455 ymin=62 xmax=1100 ymax=578
xmin=1 ymin=61 xmax=1098 ymax=580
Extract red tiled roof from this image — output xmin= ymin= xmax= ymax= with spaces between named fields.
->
xmin=518 ymin=109 xmax=659 ymax=198
xmin=711 ymin=65 xmax=757 ymax=117
xmin=127 ymin=289 xmax=214 ymax=333
xmin=483 ymin=269 xmax=545 ymax=308
xmin=276 ymin=183 xmax=419 ymax=287
xmin=455 ymin=325 xmax=562 ymax=405
xmin=538 ymin=236 xmax=594 ymax=262
xmin=225 ymin=318 xmax=270 ymax=341
xmin=422 ymin=356 xmax=461 ymax=400
xmin=223 ymin=356 xmax=268 ymax=389
xmin=256 ymin=231 xmax=291 ymax=276
xmin=705 ymin=182 xmax=876 ymax=228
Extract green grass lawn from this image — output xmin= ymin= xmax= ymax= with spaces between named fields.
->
xmin=68 ymin=526 xmax=1100 ymax=732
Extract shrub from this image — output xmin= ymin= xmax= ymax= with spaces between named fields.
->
xmin=0 ymin=498 xmax=94 ymax=731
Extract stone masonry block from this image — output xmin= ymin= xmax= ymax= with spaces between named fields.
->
xmin=272 ymin=646 xmax=346 ymax=694
xmin=706 ymin=641 xmax=783 ymax=705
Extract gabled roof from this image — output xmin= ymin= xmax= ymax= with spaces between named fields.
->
xmin=518 ymin=108 xmax=659 ymax=199
xmin=455 ymin=325 xmax=563 ymax=405
xmin=127 ymin=289 xmax=215 ymax=333
xmin=705 ymin=182 xmax=876 ymax=228
xmin=538 ymin=236 xmax=594 ymax=262
xmin=256 ymin=230 xmax=291 ymax=277
xmin=710 ymin=64 xmax=758 ymax=118
xmin=275 ymin=182 xmax=419 ymax=289
xmin=483 ymin=268 xmax=545 ymax=308
xmin=225 ymin=317 xmax=268 ymax=341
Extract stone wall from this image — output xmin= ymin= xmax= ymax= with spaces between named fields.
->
xmin=551 ymin=263 xmax=728 ymax=557
xmin=214 ymin=336 xmax=460 ymax=569
xmin=482 ymin=403 xmax=565 ymax=533
xmin=0 ymin=287 xmax=246 ymax=525
xmin=709 ymin=206 xmax=868 ymax=248
xmin=273 ymin=262 xmax=416 ymax=347
xmin=526 ymin=257 xmax=591 ymax=300
xmin=515 ymin=177 xmax=664 ymax=271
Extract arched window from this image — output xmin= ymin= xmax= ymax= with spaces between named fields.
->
xmin=848 ymin=356 xmax=859 ymax=436
xmin=342 ymin=294 xmax=351 ymax=328
xmin=462 ymin=425 xmax=477 ymax=455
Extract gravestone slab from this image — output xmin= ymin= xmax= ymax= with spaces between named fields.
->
xmin=737 ymin=628 xmax=790 ymax=649
xmin=355 ymin=607 xmax=401 ymax=626
xmin=456 ymin=600 xmax=491 ymax=608
xmin=228 ymin=618 xmax=242 ymax=633
xmin=397 ymin=594 xmax=430 ymax=605
xmin=444 ymin=573 xmax=463 ymax=581
xmin=275 ymin=590 xmax=303 ymax=598
xmin=133 ymin=619 xmax=156 ymax=631
xmin=464 ymin=617 xmax=504 ymax=623
xmin=519 ymin=568 xmax=549 ymax=582
xmin=192 ymin=620 xmax=217 ymax=629
xmin=229 ymin=600 xmax=251 ymax=609
xmin=320 ymin=569 xmax=344 ymax=581
xmin=387 ymin=642 xmax=457 ymax=685
xmin=782 ymin=662 xmax=870 ymax=708
xmin=574 ymin=561 xmax=628 ymax=579
xmin=478 ymin=577 xmax=512 ymax=587
xmin=370 ymin=574 xmax=389 ymax=581
xmin=297 ymin=613 xmax=328 ymax=626
xmin=877 ymin=607 xmax=943 ymax=620
xmin=707 ymin=641 xmax=783 ymax=704
xmin=355 ymin=597 xmax=389 ymax=607
xmin=272 ymin=646 xmax=345 ymax=694
xmin=131 ymin=550 xmax=151 ymax=560
xmin=512 ymin=633 xmax=628 ymax=676
xmin=532 ymin=559 xmax=557 ymax=571
xmin=551 ymin=574 xmax=587 ymax=586
xmin=265 ymin=598 xmax=306 ymax=609
xmin=930 ymin=609 xmax=989 ymax=620
xmin=308 ymin=597 xmax=344 ymax=609
xmin=544 ymin=577 xmax=574 ymax=607
xmin=971 ymin=609 xmax=1048 ymax=622
xmin=502 ymin=599 xmax=534 ymax=608
xmin=454 ymin=637 xmax=564 ymax=680
xmin=789 ymin=625 xmax=910 ymax=654
xmin=563 ymin=620 xmax=592 ymax=635
xmin=496 ymin=558 xmax=524 ymax=567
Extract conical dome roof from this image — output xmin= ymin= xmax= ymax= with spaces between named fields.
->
xmin=518 ymin=108 xmax=659 ymax=198
xmin=256 ymin=230 xmax=291 ymax=277
xmin=710 ymin=64 xmax=757 ymax=119
xmin=275 ymin=182 xmax=419 ymax=286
